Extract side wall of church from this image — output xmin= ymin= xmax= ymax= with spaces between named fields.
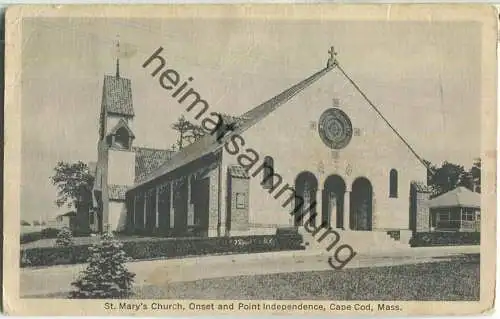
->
xmin=208 ymin=164 xmax=221 ymax=237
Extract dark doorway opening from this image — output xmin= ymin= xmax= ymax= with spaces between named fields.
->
xmin=322 ymin=175 xmax=346 ymax=229
xmin=350 ymin=177 xmax=373 ymax=231
xmin=294 ymin=171 xmax=318 ymax=226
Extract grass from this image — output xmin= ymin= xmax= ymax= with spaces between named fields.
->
xmin=135 ymin=255 xmax=479 ymax=301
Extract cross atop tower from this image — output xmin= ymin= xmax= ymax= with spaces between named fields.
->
xmin=327 ymin=46 xmax=338 ymax=68
xmin=115 ymin=35 xmax=121 ymax=78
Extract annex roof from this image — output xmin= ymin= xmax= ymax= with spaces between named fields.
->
xmin=108 ymin=184 xmax=129 ymax=201
xmin=427 ymin=186 xmax=480 ymax=209
xmin=133 ymin=147 xmax=176 ymax=183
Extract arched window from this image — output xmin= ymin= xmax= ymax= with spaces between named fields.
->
xmin=262 ymin=156 xmax=274 ymax=189
xmin=389 ymin=169 xmax=398 ymax=198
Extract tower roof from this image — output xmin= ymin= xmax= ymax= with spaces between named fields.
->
xmin=102 ymin=75 xmax=134 ymax=117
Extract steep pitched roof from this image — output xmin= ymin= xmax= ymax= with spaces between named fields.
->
xmin=427 ymin=186 xmax=480 ymax=209
xmin=108 ymin=184 xmax=129 ymax=201
xmin=131 ymin=65 xmax=334 ymax=188
xmin=133 ymin=147 xmax=176 ymax=183
xmin=102 ymin=75 xmax=134 ymax=117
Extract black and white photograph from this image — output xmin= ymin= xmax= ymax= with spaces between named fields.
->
xmin=3 ymin=4 xmax=496 ymax=316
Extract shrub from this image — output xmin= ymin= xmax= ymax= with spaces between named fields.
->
xmin=21 ymin=233 xmax=305 ymax=268
xmin=69 ymin=232 xmax=135 ymax=299
xmin=410 ymin=232 xmax=480 ymax=247
xmin=20 ymin=227 xmax=60 ymax=244
xmin=56 ymin=227 xmax=74 ymax=247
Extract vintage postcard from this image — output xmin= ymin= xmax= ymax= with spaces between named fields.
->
xmin=3 ymin=4 xmax=497 ymax=316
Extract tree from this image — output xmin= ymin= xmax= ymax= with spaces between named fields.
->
xmin=171 ymin=115 xmax=205 ymax=150
xmin=32 ymin=220 xmax=40 ymax=226
xmin=56 ymin=227 xmax=74 ymax=247
xmin=470 ymin=158 xmax=481 ymax=193
xmin=50 ymin=161 xmax=95 ymax=232
xmin=426 ymin=159 xmax=480 ymax=196
xmin=70 ymin=232 xmax=135 ymax=299
xmin=21 ymin=220 xmax=31 ymax=226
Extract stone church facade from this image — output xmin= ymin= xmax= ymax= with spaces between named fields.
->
xmin=91 ymin=53 xmax=431 ymax=238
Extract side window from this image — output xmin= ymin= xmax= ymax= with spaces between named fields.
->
xmin=389 ymin=169 xmax=398 ymax=198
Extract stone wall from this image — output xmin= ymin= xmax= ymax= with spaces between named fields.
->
xmin=415 ymin=190 xmax=431 ymax=232
xmin=227 ymin=176 xmax=250 ymax=232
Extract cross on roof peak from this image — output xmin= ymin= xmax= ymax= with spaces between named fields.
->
xmin=327 ymin=46 xmax=338 ymax=68
xmin=115 ymin=34 xmax=121 ymax=78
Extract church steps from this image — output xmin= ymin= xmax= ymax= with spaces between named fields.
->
xmin=298 ymin=227 xmax=410 ymax=253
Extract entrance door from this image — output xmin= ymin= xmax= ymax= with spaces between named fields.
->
xmin=350 ymin=177 xmax=373 ymax=231
xmin=294 ymin=171 xmax=318 ymax=226
xmin=322 ymin=175 xmax=346 ymax=228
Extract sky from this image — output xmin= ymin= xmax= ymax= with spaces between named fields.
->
xmin=20 ymin=17 xmax=481 ymax=222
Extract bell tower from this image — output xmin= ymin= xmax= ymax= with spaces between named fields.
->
xmin=94 ymin=37 xmax=137 ymax=232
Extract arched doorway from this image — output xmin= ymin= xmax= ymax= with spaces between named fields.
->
xmin=322 ymin=175 xmax=346 ymax=229
xmin=294 ymin=171 xmax=318 ymax=227
xmin=350 ymin=177 xmax=373 ymax=231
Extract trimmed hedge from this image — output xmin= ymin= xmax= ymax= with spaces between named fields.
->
xmin=20 ymin=231 xmax=304 ymax=268
xmin=409 ymin=232 xmax=480 ymax=247
xmin=20 ymin=228 xmax=60 ymax=244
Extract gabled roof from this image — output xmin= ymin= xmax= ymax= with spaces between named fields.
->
xmin=102 ymin=75 xmax=134 ymax=117
xmin=108 ymin=184 xmax=129 ymax=201
xmin=133 ymin=147 xmax=176 ymax=183
xmin=108 ymin=118 xmax=135 ymax=138
xmin=131 ymin=65 xmax=333 ymax=189
xmin=427 ymin=186 xmax=480 ymax=209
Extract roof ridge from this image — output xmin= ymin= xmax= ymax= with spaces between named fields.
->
xmin=132 ymin=146 xmax=173 ymax=152
xmin=132 ymin=64 xmax=334 ymax=188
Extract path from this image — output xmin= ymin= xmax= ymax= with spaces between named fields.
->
xmin=20 ymin=245 xmax=479 ymax=297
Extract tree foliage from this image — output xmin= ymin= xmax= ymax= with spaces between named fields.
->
xmin=171 ymin=115 xmax=205 ymax=150
xmin=56 ymin=226 xmax=74 ymax=247
xmin=426 ymin=158 xmax=481 ymax=196
xmin=70 ymin=232 xmax=135 ymax=299
xmin=50 ymin=161 xmax=94 ymax=209
xmin=21 ymin=220 xmax=31 ymax=226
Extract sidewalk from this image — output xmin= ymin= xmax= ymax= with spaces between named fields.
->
xmin=21 ymin=245 xmax=480 ymax=297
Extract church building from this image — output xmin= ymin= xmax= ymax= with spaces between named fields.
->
xmin=92 ymin=48 xmax=432 ymax=240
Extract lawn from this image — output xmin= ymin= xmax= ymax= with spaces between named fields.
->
xmin=135 ymin=255 xmax=479 ymax=301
